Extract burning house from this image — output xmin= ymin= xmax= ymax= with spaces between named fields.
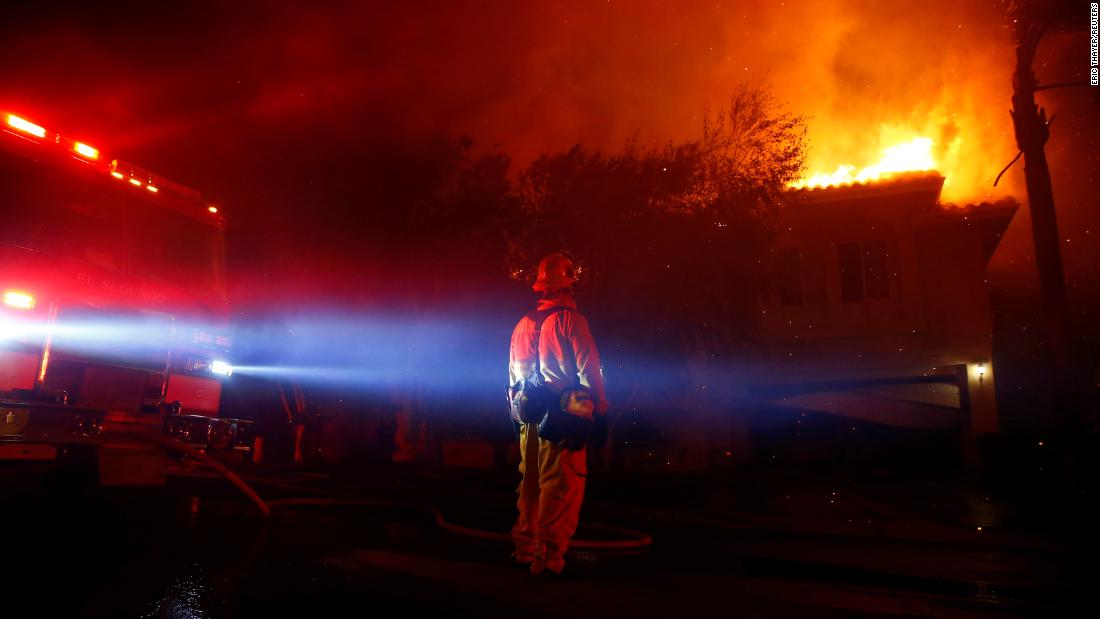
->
xmin=746 ymin=172 xmax=1017 ymax=442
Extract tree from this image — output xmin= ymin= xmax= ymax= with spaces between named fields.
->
xmin=506 ymin=82 xmax=806 ymax=466
xmin=509 ymin=82 xmax=805 ymax=345
xmin=1004 ymin=0 xmax=1092 ymax=428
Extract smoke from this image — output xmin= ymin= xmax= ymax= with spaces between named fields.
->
xmin=755 ymin=1 xmax=1022 ymax=203
xmin=2 ymin=1 xmax=1094 ymax=305
xmin=2 ymin=1 xmax=1023 ymax=203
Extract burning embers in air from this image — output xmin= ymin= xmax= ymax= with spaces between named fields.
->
xmin=788 ymin=136 xmax=938 ymax=191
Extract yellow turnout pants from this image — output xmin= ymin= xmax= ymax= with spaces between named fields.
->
xmin=511 ymin=422 xmax=587 ymax=573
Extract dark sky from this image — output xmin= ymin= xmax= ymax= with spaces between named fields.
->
xmin=1 ymin=1 xmax=1097 ymax=311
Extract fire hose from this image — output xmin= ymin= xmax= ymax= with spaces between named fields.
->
xmin=265 ymin=497 xmax=652 ymax=550
xmin=103 ymin=432 xmax=272 ymax=518
xmin=137 ymin=434 xmax=651 ymax=551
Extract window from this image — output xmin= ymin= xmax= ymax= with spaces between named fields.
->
xmin=0 ymin=150 xmax=124 ymax=271
xmin=838 ymin=241 xmax=891 ymax=302
xmin=0 ymin=148 xmax=227 ymax=300
xmin=775 ymin=247 xmax=827 ymax=307
xmin=125 ymin=196 xmax=227 ymax=300
xmin=776 ymin=249 xmax=802 ymax=306
xmin=801 ymin=248 xmax=827 ymax=304
xmin=863 ymin=241 xmax=890 ymax=299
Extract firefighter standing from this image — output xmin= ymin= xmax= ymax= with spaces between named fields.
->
xmin=508 ymin=253 xmax=608 ymax=576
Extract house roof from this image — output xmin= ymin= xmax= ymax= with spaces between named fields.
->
xmin=784 ymin=171 xmax=946 ymax=207
xmin=783 ymin=171 xmax=1019 ymax=220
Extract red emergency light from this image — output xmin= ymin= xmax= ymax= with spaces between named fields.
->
xmin=5 ymin=114 xmax=46 ymax=139
xmin=4 ymin=111 xmax=224 ymax=218
xmin=73 ymin=141 xmax=99 ymax=160
xmin=2 ymin=290 xmax=36 ymax=310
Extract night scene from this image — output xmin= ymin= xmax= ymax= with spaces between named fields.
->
xmin=1 ymin=1 xmax=1098 ymax=617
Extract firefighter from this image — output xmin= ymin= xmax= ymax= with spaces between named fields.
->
xmin=508 ymin=252 xmax=608 ymax=577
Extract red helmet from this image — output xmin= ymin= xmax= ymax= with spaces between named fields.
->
xmin=532 ymin=252 xmax=578 ymax=291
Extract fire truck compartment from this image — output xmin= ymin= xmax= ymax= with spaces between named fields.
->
xmin=0 ymin=400 xmax=104 ymax=447
xmin=0 ymin=349 xmax=38 ymax=391
xmin=164 ymin=373 xmax=222 ymax=415
xmin=44 ymin=359 xmax=161 ymax=415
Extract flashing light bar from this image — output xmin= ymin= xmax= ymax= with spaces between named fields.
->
xmin=5 ymin=112 xmax=224 ymax=214
xmin=73 ymin=141 xmax=99 ymax=160
xmin=2 ymin=290 xmax=36 ymax=310
xmin=5 ymin=114 xmax=46 ymax=138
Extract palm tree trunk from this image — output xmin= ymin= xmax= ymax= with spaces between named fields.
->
xmin=1011 ymin=23 xmax=1073 ymax=421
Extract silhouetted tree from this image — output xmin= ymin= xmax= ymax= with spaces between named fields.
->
xmin=1004 ymin=0 xmax=1093 ymax=429
xmin=506 ymin=83 xmax=806 ymax=421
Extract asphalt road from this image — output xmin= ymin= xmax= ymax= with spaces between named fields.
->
xmin=0 ymin=463 xmax=1089 ymax=618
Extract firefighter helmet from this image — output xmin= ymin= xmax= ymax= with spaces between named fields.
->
xmin=532 ymin=252 xmax=578 ymax=291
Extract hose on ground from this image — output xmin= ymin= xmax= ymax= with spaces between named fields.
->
xmin=112 ymin=432 xmax=650 ymax=550
xmin=102 ymin=432 xmax=271 ymax=518
xmin=266 ymin=497 xmax=653 ymax=550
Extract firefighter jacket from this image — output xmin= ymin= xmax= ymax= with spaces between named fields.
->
xmin=508 ymin=294 xmax=608 ymax=415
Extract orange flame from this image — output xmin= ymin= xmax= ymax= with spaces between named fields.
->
xmin=785 ymin=110 xmax=1017 ymax=205
xmin=789 ymin=136 xmax=937 ymax=190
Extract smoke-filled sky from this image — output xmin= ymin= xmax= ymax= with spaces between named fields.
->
xmin=1 ymin=0 xmax=1097 ymax=303
xmin=0 ymin=2 xmax=1083 ymax=177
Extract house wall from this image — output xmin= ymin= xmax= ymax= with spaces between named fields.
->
xmin=750 ymin=179 xmax=1014 ymax=436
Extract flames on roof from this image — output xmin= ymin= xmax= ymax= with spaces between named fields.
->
xmin=786 ymin=170 xmax=946 ymax=204
xmin=785 ymin=170 xmax=1019 ymax=218
xmin=789 ymin=137 xmax=938 ymax=191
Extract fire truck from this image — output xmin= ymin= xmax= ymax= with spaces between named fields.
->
xmin=0 ymin=112 xmax=252 ymax=485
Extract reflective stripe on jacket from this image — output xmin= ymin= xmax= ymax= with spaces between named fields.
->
xmin=508 ymin=294 xmax=608 ymax=415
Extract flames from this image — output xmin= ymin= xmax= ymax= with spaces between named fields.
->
xmin=762 ymin=0 xmax=1020 ymax=206
xmin=789 ymin=136 xmax=938 ymax=191
xmin=786 ymin=114 xmax=1019 ymax=205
